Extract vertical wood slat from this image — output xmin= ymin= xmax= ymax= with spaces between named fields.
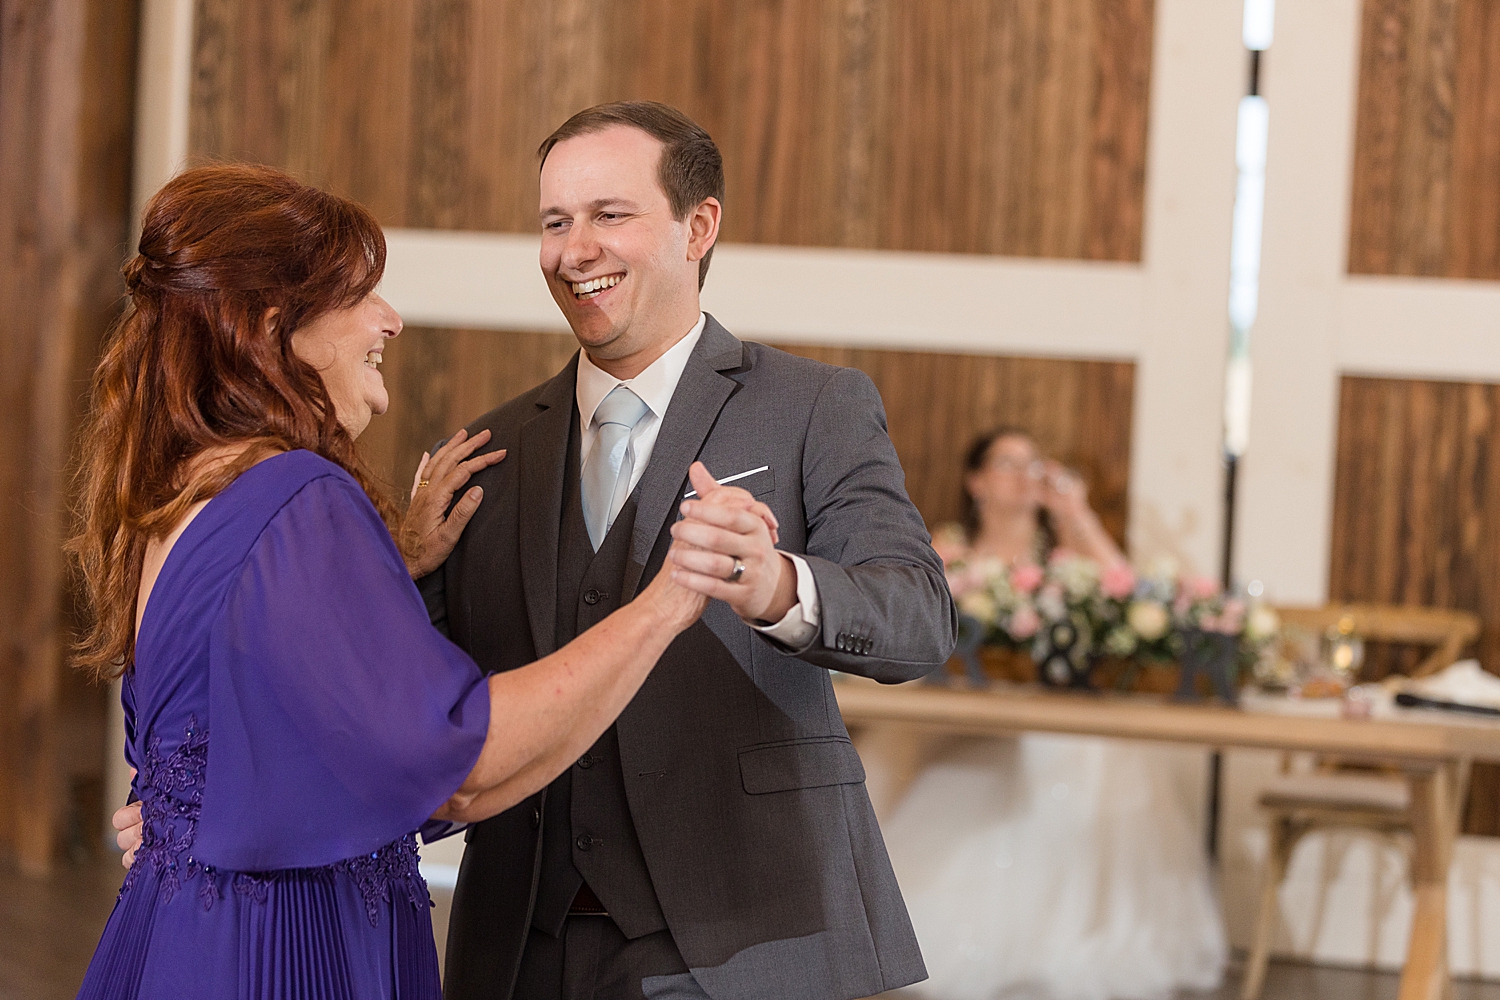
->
xmin=1330 ymin=376 xmax=1500 ymax=834
xmin=1349 ymin=0 xmax=1500 ymax=279
xmin=0 ymin=0 xmax=138 ymax=869
xmin=360 ymin=329 xmax=1134 ymax=548
xmin=189 ymin=0 xmax=1154 ymax=261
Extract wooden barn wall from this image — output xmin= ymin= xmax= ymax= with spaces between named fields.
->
xmin=1330 ymin=376 xmax=1500 ymax=834
xmin=0 ymin=0 xmax=138 ymax=869
xmin=187 ymin=0 xmax=1153 ymax=261
xmin=360 ymin=328 xmax=1135 ymax=546
xmin=1348 ymin=0 xmax=1500 ymax=279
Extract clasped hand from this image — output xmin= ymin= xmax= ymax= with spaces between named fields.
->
xmin=667 ymin=462 xmax=798 ymax=624
xmin=109 ymin=461 xmax=790 ymax=872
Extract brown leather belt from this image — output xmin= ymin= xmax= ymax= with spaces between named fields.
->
xmin=568 ymin=883 xmax=609 ymax=916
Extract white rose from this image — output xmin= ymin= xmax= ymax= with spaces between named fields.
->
xmin=959 ymin=589 xmax=998 ymax=625
xmin=1127 ymin=600 xmax=1171 ymax=641
xmin=1245 ymin=604 xmax=1281 ymax=642
xmin=1036 ymin=586 xmax=1068 ymax=622
xmin=1052 ymin=557 xmax=1100 ymax=601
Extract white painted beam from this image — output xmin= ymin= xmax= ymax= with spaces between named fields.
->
xmin=381 ymin=229 xmax=1146 ymax=359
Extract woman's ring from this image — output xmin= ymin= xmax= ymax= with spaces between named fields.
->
xmin=416 ymin=480 xmax=431 ymax=490
xmin=728 ymin=558 xmax=746 ymax=583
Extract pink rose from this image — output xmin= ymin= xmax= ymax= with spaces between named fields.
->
xmin=934 ymin=537 xmax=968 ymax=566
xmin=946 ymin=571 xmax=977 ymax=599
xmin=1009 ymin=605 xmax=1041 ymax=639
xmin=1100 ymin=563 xmax=1136 ymax=600
xmin=1011 ymin=563 xmax=1044 ymax=594
xmin=1187 ymin=576 xmax=1221 ymax=601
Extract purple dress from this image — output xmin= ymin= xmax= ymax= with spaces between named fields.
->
xmin=77 ymin=450 xmax=491 ymax=1000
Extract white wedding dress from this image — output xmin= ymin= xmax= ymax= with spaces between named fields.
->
xmin=874 ymin=733 xmax=1227 ymax=1000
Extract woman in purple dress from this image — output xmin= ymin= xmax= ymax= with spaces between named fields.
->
xmin=67 ymin=165 xmax=734 ymax=999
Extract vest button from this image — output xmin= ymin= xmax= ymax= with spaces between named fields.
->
xmin=531 ymin=806 xmax=540 ymax=829
xmin=583 ymin=588 xmax=602 ymax=605
xmin=575 ymin=834 xmax=594 ymax=852
xmin=576 ymin=755 xmax=594 ymax=770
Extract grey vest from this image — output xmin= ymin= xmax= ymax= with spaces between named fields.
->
xmin=529 ymin=418 xmax=668 ymax=940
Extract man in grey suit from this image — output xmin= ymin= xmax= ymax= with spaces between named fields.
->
xmin=422 ymin=101 xmax=956 ymax=1000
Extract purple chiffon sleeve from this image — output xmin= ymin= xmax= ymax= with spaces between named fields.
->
xmin=194 ymin=474 xmax=491 ymax=871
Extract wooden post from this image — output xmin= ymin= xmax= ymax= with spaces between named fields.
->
xmin=1393 ymin=763 xmax=1458 ymax=1000
xmin=0 ymin=0 xmax=138 ymax=872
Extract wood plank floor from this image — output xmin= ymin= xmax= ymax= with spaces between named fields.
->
xmin=6 ymin=854 xmax=1500 ymax=1000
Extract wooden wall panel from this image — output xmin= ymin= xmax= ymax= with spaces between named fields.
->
xmin=1349 ymin=0 xmax=1500 ymax=279
xmin=0 ymin=0 xmax=138 ymax=869
xmin=1330 ymin=376 xmax=1500 ymax=834
xmin=190 ymin=0 xmax=1153 ymax=261
xmin=362 ymin=330 xmax=1134 ymax=546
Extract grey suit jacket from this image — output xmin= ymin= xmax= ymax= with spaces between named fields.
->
xmin=425 ymin=315 xmax=957 ymax=1000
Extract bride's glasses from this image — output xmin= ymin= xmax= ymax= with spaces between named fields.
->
xmin=988 ymin=455 xmax=1079 ymax=495
xmin=987 ymin=455 xmax=1047 ymax=481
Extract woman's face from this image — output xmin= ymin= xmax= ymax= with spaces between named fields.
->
xmin=290 ymin=293 xmax=402 ymax=439
xmin=966 ymin=434 xmax=1044 ymax=523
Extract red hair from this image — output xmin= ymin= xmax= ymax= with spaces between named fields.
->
xmin=68 ymin=163 xmax=394 ymax=680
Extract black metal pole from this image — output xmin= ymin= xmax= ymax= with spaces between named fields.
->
xmin=1207 ymin=452 xmax=1238 ymax=860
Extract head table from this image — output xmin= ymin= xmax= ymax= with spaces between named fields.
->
xmin=833 ymin=674 xmax=1500 ymax=1000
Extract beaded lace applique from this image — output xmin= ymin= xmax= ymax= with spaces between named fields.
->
xmin=125 ymin=717 xmax=427 ymax=926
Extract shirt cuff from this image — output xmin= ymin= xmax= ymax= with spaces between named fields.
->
xmin=748 ymin=552 xmax=821 ymax=649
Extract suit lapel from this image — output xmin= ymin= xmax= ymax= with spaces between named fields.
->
xmin=623 ymin=316 xmax=746 ymax=601
xmin=517 ymin=355 xmax=579 ymax=657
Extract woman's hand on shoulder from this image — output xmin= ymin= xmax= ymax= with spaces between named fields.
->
xmin=398 ymin=428 xmax=506 ymax=579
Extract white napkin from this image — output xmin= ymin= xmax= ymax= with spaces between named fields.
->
xmin=1404 ymin=659 xmax=1500 ymax=711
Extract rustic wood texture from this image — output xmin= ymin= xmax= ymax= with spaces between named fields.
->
xmin=0 ymin=0 xmax=138 ymax=869
xmin=1329 ymin=376 xmax=1500 ymax=835
xmin=778 ymin=344 xmax=1134 ymax=539
xmin=188 ymin=0 xmax=1153 ymax=261
xmin=360 ymin=328 xmax=1135 ymax=547
xmin=1349 ymin=0 xmax=1500 ymax=278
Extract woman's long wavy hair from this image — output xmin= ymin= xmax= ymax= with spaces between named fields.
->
xmin=68 ymin=163 xmax=396 ymax=681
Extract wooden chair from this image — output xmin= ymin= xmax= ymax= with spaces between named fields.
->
xmin=1239 ymin=603 xmax=1480 ymax=1000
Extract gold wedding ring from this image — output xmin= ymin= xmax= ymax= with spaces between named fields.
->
xmin=416 ymin=480 xmax=431 ymax=489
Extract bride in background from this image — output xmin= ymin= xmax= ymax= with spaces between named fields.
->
xmin=878 ymin=428 xmax=1226 ymax=1000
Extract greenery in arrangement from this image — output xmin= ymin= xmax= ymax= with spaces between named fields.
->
xmin=944 ymin=551 xmax=1281 ymax=672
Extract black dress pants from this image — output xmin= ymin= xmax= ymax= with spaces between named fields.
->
xmin=511 ymin=917 xmax=710 ymax=1000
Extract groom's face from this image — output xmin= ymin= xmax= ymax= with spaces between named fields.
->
xmin=539 ymin=126 xmax=700 ymax=366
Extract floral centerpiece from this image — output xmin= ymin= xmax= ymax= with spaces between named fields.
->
xmin=942 ymin=548 xmax=1279 ymax=690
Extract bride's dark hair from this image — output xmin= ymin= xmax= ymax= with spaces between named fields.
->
xmin=68 ymin=163 xmax=394 ymax=681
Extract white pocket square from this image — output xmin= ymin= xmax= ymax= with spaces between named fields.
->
xmin=683 ymin=465 xmax=771 ymax=499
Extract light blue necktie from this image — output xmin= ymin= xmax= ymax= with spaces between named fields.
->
xmin=582 ymin=384 xmax=650 ymax=550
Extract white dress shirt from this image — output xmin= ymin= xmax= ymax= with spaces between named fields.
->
xmin=575 ymin=314 xmax=820 ymax=648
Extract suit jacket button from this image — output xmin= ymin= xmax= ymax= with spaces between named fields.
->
xmin=575 ymin=834 xmax=594 ymax=852
xmin=836 ymin=634 xmax=847 ymax=651
xmin=583 ymin=588 xmax=602 ymax=606
xmin=577 ymin=755 xmax=594 ymax=770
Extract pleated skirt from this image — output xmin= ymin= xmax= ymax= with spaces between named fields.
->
xmin=76 ymin=861 xmax=441 ymax=1000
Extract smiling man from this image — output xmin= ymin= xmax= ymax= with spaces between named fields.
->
xmin=422 ymin=102 xmax=957 ymax=1000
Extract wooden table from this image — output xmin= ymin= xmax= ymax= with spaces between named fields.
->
xmin=834 ymin=676 xmax=1500 ymax=1000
